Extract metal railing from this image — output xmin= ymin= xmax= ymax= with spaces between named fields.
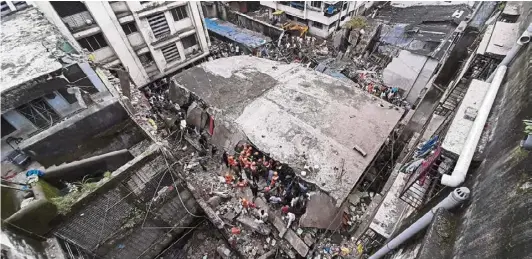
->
xmin=61 ymin=11 xmax=95 ymax=32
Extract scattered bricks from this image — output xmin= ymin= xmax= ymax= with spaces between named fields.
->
xmin=208 ymin=196 xmax=223 ymax=207
xmin=217 ymin=245 xmax=232 ymax=259
xmin=237 ymin=215 xmax=271 ymax=235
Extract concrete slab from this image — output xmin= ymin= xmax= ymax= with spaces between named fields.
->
xmin=174 ymin=56 xmax=404 ymax=207
xmin=485 ymin=22 xmax=520 ymax=57
xmin=237 ymin=215 xmax=271 ymax=235
xmin=284 ymin=229 xmax=309 ymax=257
xmin=299 ymin=191 xmax=343 ymax=230
xmin=477 ymin=24 xmax=495 ymax=56
xmin=369 ymin=172 xmax=410 ymax=238
xmin=442 ymin=79 xmax=490 ymax=157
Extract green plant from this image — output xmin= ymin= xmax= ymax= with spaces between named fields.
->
xmin=523 ymin=120 xmax=532 ymax=135
xmin=344 ymin=16 xmax=367 ymax=30
xmin=50 ymin=174 xmax=109 ymax=215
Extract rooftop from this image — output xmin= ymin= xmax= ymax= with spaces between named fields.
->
xmin=375 ymin=3 xmax=472 ymax=58
xmin=204 ymin=18 xmax=271 ymax=49
xmin=0 ymin=7 xmax=76 ymax=92
xmin=173 ymin=56 xmax=404 ymax=206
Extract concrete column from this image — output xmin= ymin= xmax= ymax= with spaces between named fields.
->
xmin=78 ymin=63 xmax=108 ymax=93
xmin=189 ymin=2 xmax=209 ymax=53
xmin=5 ymin=1 xmax=17 ymax=11
xmin=43 ymin=91 xmax=74 ymax=117
xmin=126 ymin=1 xmax=166 ymax=76
xmin=84 ymin=1 xmax=150 ymax=87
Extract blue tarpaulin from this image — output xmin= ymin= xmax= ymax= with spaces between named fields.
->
xmin=204 ymin=18 xmax=271 ymax=49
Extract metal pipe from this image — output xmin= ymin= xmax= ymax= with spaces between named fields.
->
xmin=441 ymin=66 xmax=506 ymax=187
xmin=369 ymin=187 xmax=471 ymax=259
xmin=487 ymin=23 xmax=532 ymax=83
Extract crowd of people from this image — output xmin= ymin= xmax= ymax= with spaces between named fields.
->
xmin=222 ymin=142 xmax=309 ymax=227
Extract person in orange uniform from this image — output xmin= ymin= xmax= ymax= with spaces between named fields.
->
xmin=225 ymin=173 xmax=234 ymax=185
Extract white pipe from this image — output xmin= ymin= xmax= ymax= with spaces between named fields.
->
xmin=487 ymin=23 xmax=532 ymax=83
xmin=441 ymin=66 xmax=507 ymax=187
xmin=369 ymin=187 xmax=471 ymax=259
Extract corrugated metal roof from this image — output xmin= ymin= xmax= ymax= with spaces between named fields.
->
xmin=204 ymin=18 xmax=271 ymax=49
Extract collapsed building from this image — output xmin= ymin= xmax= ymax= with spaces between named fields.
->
xmin=142 ymin=55 xmax=405 ymax=257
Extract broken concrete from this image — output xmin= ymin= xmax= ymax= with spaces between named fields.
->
xmin=299 ymin=191 xmax=343 ymax=230
xmin=236 ymin=215 xmax=271 ymax=236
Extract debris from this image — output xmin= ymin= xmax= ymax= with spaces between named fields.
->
xmin=353 ymin=144 xmax=368 ymax=157
xmin=231 ymin=227 xmax=241 ymax=235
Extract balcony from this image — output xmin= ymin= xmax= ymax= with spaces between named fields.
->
xmin=61 ymin=11 xmax=97 ymax=33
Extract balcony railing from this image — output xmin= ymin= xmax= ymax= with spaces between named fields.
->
xmin=61 ymin=11 xmax=96 ymax=33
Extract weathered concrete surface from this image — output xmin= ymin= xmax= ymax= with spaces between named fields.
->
xmin=43 ymin=149 xmax=133 ymax=186
xmin=270 ymin=213 xmax=309 ymax=257
xmin=369 ymin=171 xmax=410 ymax=239
xmin=485 ymin=21 xmax=520 ymax=57
xmin=417 ymin=208 xmax=456 ymax=259
xmin=451 ymin=11 xmax=532 ymax=258
xmin=299 ymin=191 xmax=343 ymax=230
xmin=382 ymin=50 xmax=438 ymax=103
xmin=172 ymin=56 xmax=404 ymax=207
xmin=20 ymin=99 xmax=145 ymax=167
xmin=442 ymin=79 xmax=490 ymax=157
xmin=0 ymin=8 xmax=75 ymax=92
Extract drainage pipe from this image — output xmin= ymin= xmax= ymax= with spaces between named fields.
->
xmin=487 ymin=23 xmax=531 ymax=83
xmin=441 ymin=66 xmax=507 ymax=187
xmin=369 ymin=187 xmax=471 ymax=259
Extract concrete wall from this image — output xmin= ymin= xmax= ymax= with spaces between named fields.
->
xmin=19 ymin=99 xmax=146 ymax=167
xmin=451 ymin=17 xmax=532 ymax=259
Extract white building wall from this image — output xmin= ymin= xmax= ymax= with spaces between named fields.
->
xmin=84 ymin=1 xmax=150 ymax=86
xmin=260 ymin=1 xmax=365 ymax=38
xmin=31 ymin=1 xmax=210 ymax=88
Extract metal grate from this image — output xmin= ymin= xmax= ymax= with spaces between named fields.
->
xmin=358 ymin=228 xmax=387 ymax=257
xmin=61 ymin=11 xmax=95 ymax=32
xmin=161 ymin=43 xmax=181 ymax=62
xmin=399 ymin=146 xmax=453 ymax=209
xmin=147 ymin=12 xmax=171 ymax=39
xmin=55 ymin=234 xmax=101 ymax=259
xmin=17 ymin=98 xmax=61 ymax=132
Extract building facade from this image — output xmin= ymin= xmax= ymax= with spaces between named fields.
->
xmin=29 ymin=1 xmax=210 ymax=88
xmin=260 ymin=1 xmax=368 ymax=38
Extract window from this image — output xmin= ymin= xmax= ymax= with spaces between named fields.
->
xmin=310 ymin=1 xmax=321 ymax=9
xmin=181 ymin=34 xmax=197 ymax=49
xmin=147 ymin=12 xmax=170 ymax=39
xmin=343 ymin=1 xmax=348 ymax=10
xmin=161 ymin=43 xmax=180 ymax=62
xmin=311 ymin=21 xmax=323 ymax=30
xmin=51 ymin=1 xmax=87 ymax=17
xmin=1 ymin=116 xmax=16 ymax=138
xmin=1 ymin=2 xmax=10 ymax=12
xmin=121 ymin=22 xmax=138 ymax=35
xmin=171 ymin=6 xmax=188 ymax=21
xmin=16 ymin=99 xmax=61 ymax=130
xmin=138 ymin=52 xmax=154 ymax=67
xmin=77 ymin=33 xmax=108 ymax=52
